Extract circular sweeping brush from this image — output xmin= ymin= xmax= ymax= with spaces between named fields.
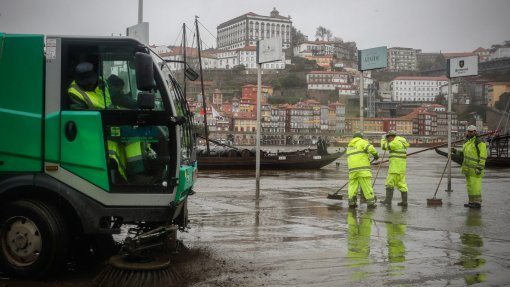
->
xmin=95 ymin=254 xmax=183 ymax=287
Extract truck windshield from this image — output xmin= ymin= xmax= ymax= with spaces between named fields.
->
xmin=152 ymin=51 xmax=196 ymax=165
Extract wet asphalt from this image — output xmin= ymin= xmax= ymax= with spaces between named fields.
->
xmin=183 ymin=147 xmax=510 ymax=286
xmin=2 ymin=148 xmax=509 ymax=287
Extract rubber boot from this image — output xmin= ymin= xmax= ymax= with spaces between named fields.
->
xmin=464 ymin=196 xmax=474 ymax=208
xmin=397 ymin=192 xmax=408 ymax=206
xmin=381 ymin=188 xmax=394 ymax=205
xmin=349 ymin=196 xmax=358 ymax=208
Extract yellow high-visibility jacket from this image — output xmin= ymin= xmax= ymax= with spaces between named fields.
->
xmin=346 ymin=137 xmax=378 ymax=174
xmin=381 ymin=136 xmax=410 ymax=174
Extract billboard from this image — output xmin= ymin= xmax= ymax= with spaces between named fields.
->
xmin=257 ymin=37 xmax=282 ymax=64
xmin=447 ymin=55 xmax=478 ymax=78
xmin=358 ymin=46 xmax=388 ymax=71
xmin=126 ymin=22 xmax=149 ymax=45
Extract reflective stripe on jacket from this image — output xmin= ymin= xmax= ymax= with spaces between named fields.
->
xmin=461 ymin=136 xmax=487 ymax=176
xmin=68 ymin=80 xmax=111 ymax=109
xmin=107 ymin=140 xmax=127 ymax=180
xmin=346 ymin=137 xmax=378 ymax=173
xmin=381 ymin=136 xmax=410 ymax=174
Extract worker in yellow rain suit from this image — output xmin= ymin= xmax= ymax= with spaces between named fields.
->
xmin=346 ymin=210 xmax=373 ymax=281
xmin=380 ymin=130 xmax=410 ymax=206
xmin=346 ymin=131 xmax=379 ymax=208
xmin=452 ymin=125 xmax=487 ymax=208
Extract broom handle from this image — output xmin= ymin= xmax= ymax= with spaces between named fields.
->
xmin=332 ymin=181 xmax=349 ymax=195
xmin=372 ymin=149 xmax=387 ymax=187
xmin=433 ymin=156 xmax=451 ymax=199
xmin=377 ymin=132 xmax=493 ymax=164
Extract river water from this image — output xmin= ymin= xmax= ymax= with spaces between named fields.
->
xmin=182 ymin=147 xmax=510 ymax=286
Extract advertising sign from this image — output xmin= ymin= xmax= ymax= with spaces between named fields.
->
xmin=358 ymin=46 xmax=387 ymax=71
xmin=257 ymin=37 xmax=282 ymax=64
xmin=447 ymin=55 xmax=479 ymax=78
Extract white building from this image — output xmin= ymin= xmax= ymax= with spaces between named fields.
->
xmin=490 ymin=47 xmax=510 ymax=60
xmin=293 ymin=41 xmax=335 ymax=57
xmin=217 ymin=8 xmax=292 ymax=50
xmin=216 ymin=46 xmax=286 ymax=70
xmin=306 ymin=71 xmax=350 ymax=90
xmin=391 ymin=76 xmax=448 ymax=102
xmin=388 ymin=47 xmax=419 ymax=71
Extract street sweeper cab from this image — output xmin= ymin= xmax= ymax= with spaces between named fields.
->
xmin=0 ymin=33 xmax=197 ymax=277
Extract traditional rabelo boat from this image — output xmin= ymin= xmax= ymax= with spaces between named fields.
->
xmin=196 ymin=138 xmax=345 ymax=170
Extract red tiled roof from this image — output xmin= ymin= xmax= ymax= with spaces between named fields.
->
xmin=473 ymin=47 xmax=487 ymax=53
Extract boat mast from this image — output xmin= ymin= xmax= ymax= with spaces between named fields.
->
xmin=195 ymin=16 xmax=210 ymax=154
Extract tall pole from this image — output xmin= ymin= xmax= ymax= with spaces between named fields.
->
xmin=138 ymin=0 xmax=143 ymax=24
xmin=446 ymin=78 xmax=453 ymax=192
xmin=195 ymin=17 xmax=210 ymax=154
xmin=182 ymin=24 xmax=187 ymax=105
xmin=359 ymin=72 xmax=365 ymax=133
xmin=255 ymin=62 xmax=262 ymax=199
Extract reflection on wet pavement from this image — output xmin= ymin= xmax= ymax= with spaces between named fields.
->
xmin=183 ymin=149 xmax=510 ymax=286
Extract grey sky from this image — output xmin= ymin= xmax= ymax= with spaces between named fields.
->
xmin=1 ymin=0 xmax=509 ymax=52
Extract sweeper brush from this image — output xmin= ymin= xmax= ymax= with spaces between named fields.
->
xmin=95 ymin=254 xmax=182 ymax=287
xmin=95 ymin=225 xmax=182 ymax=287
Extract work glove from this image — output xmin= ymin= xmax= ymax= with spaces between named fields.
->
xmin=475 ymin=168 xmax=482 ymax=175
xmin=381 ymin=134 xmax=386 ymax=141
xmin=373 ymin=154 xmax=379 ymax=161
xmin=450 ymin=147 xmax=457 ymax=154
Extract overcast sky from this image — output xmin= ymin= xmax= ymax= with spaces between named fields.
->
xmin=1 ymin=0 xmax=509 ymax=52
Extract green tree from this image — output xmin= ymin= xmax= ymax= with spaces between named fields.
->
xmin=435 ymin=93 xmax=446 ymax=105
xmin=280 ymin=74 xmax=306 ymax=89
xmin=315 ymin=26 xmax=332 ymax=41
xmin=291 ymin=27 xmax=307 ymax=48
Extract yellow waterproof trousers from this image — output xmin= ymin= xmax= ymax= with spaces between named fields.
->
xmin=466 ymin=175 xmax=482 ymax=203
xmin=385 ymin=173 xmax=408 ymax=193
xmin=348 ymin=173 xmax=375 ymax=205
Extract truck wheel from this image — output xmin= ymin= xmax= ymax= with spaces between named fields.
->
xmin=0 ymin=200 xmax=69 ymax=278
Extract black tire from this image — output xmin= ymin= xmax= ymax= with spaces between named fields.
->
xmin=0 ymin=199 xmax=69 ymax=278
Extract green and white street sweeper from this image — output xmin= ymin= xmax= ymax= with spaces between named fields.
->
xmin=0 ymin=33 xmax=197 ymax=278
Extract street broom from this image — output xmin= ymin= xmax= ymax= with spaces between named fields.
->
xmin=427 ymin=157 xmax=450 ymax=206
xmin=95 ymin=225 xmax=183 ymax=287
xmin=327 ymin=181 xmax=348 ymax=200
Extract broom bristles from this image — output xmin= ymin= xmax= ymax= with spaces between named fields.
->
xmin=95 ymin=262 xmax=183 ymax=287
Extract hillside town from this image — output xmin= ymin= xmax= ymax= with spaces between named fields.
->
xmin=151 ymin=8 xmax=510 ymax=146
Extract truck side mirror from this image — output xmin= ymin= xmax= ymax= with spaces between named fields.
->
xmin=134 ymin=52 xmax=155 ymax=91
xmin=137 ymin=92 xmax=155 ymax=110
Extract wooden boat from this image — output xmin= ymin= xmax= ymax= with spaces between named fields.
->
xmin=434 ymin=134 xmax=510 ymax=168
xmin=196 ymin=142 xmax=345 ymax=170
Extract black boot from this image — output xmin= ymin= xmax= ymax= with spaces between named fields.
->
xmin=381 ymin=188 xmax=394 ymax=205
xmin=349 ymin=196 xmax=358 ymax=208
xmin=397 ymin=192 xmax=408 ymax=206
xmin=464 ymin=196 xmax=474 ymax=208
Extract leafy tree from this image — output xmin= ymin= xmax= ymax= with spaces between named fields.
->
xmin=291 ymin=27 xmax=307 ymax=47
xmin=315 ymin=26 xmax=332 ymax=41
xmin=332 ymin=37 xmax=343 ymax=43
xmin=232 ymin=64 xmax=246 ymax=74
xmin=434 ymin=93 xmax=446 ymax=105
xmin=280 ymin=74 xmax=306 ymax=89
xmin=495 ymin=92 xmax=510 ymax=111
